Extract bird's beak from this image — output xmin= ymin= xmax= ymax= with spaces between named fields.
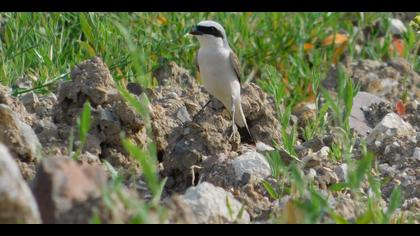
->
xmin=189 ymin=26 xmax=203 ymax=36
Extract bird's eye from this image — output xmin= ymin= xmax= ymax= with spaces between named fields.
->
xmin=211 ymin=27 xmax=216 ymax=31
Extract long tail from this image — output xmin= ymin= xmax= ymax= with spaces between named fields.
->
xmin=234 ymin=100 xmax=254 ymax=143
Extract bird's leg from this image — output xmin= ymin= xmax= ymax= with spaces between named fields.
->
xmin=229 ymin=96 xmax=238 ymax=140
xmin=192 ymin=99 xmax=211 ymax=123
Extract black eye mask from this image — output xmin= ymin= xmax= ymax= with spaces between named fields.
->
xmin=196 ymin=25 xmax=224 ymax=39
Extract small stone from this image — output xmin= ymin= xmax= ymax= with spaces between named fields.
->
xmin=176 ymin=106 xmax=192 ymax=123
xmin=13 ymin=76 xmax=33 ymax=90
xmin=167 ymin=92 xmax=178 ymax=99
xmin=126 ymin=82 xmax=143 ymax=96
xmin=350 ymin=92 xmax=389 ymax=137
xmin=180 ymin=182 xmax=250 ymax=223
xmin=302 ymin=153 xmax=321 ymax=168
xmin=302 ymin=137 xmax=324 ymax=152
xmin=19 ymin=92 xmax=39 ymax=113
xmin=0 ymin=144 xmax=41 ymax=224
xmin=412 ymin=147 xmax=420 ymax=161
xmin=390 ymin=18 xmax=407 ymax=35
xmin=334 ymin=163 xmax=348 ymax=182
xmin=367 ymin=113 xmax=416 ymax=144
xmin=256 ymin=141 xmax=275 ymax=152
xmin=231 ymin=151 xmax=271 ymax=183
xmin=318 ymin=146 xmax=330 ymax=159
xmin=307 ymin=168 xmax=317 ymax=181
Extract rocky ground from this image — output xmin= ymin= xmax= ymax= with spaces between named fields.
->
xmin=0 ymin=55 xmax=418 ymax=224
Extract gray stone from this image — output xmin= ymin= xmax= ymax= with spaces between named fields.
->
xmin=302 ymin=153 xmax=321 ymax=168
xmin=32 ymin=157 xmax=107 ymax=224
xmin=180 ymin=182 xmax=250 ymax=223
xmin=0 ymin=144 xmax=41 ymax=224
xmin=255 ymin=141 xmax=275 ymax=152
xmin=231 ymin=151 xmax=271 ymax=182
xmin=19 ymin=92 xmax=39 ymax=113
xmin=176 ymin=106 xmax=191 ymax=123
xmin=412 ymin=147 xmax=420 ymax=161
xmin=13 ymin=76 xmax=33 ymax=90
xmin=367 ymin=113 xmax=416 ymax=144
xmin=350 ymin=92 xmax=389 ymax=137
xmin=334 ymin=163 xmax=349 ymax=182
xmin=0 ymin=104 xmax=41 ymax=161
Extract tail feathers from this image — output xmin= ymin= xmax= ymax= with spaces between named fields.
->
xmin=235 ymin=103 xmax=254 ymax=144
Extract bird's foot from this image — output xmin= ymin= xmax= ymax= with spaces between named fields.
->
xmin=229 ymin=124 xmax=238 ymax=141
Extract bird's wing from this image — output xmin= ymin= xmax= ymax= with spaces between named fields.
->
xmin=229 ymin=50 xmax=241 ymax=83
xmin=195 ymin=53 xmax=200 ymax=72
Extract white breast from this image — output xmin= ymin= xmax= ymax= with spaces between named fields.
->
xmin=197 ymin=47 xmax=241 ymax=108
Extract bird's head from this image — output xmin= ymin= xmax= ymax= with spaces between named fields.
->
xmin=190 ymin=20 xmax=228 ymax=48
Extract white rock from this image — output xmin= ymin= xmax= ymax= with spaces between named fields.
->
xmin=350 ymin=92 xmax=389 ymax=137
xmin=390 ymin=18 xmax=407 ymax=35
xmin=231 ymin=151 xmax=271 ymax=182
xmin=176 ymin=106 xmax=191 ymax=123
xmin=256 ymin=141 xmax=275 ymax=152
xmin=318 ymin=146 xmax=330 ymax=159
xmin=307 ymin=168 xmax=317 ymax=181
xmin=0 ymin=144 xmax=41 ymax=223
xmin=367 ymin=113 xmax=416 ymax=144
xmin=180 ymin=182 xmax=250 ymax=224
xmin=412 ymin=147 xmax=420 ymax=161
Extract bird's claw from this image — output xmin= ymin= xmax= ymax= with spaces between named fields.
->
xmin=229 ymin=124 xmax=238 ymax=140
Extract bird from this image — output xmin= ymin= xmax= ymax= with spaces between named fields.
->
xmin=189 ymin=20 xmax=253 ymax=142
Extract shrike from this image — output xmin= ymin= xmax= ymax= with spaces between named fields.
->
xmin=190 ymin=20 xmax=252 ymax=142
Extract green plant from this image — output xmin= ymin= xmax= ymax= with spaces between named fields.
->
xmin=71 ymin=101 xmax=91 ymax=160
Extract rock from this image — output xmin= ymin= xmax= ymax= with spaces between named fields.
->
xmin=32 ymin=156 xmax=108 ymax=224
xmin=318 ymin=146 xmax=330 ymax=159
xmin=53 ymin=57 xmax=148 ymax=169
xmin=302 ymin=153 xmax=321 ymax=168
xmin=176 ymin=106 xmax=192 ymax=123
xmin=401 ymin=198 xmax=420 ymax=211
xmin=350 ymin=92 xmax=390 ymax=136
xmin=390 ymin=18 xmax=407 ymax=35
xmin=0 ymin=144 xmax=41 ymax=224
xmin=241 ymin=83 xmax=281 ymax=145
xmin=164 ymin=195 xmax=198 ymax=224
xmin=231 ymin=151 xmax=271 ymax=183
xmin=152 ymin=60 xmax=196 ymax=88
xmin=367 ymin=113 xmax=416 ymax=144
xmin=0 ymin=84 xmax=34 ymax=126
xmin=302 ymin=137 xmax=324 ymax=152
xmin=19 ymin=92 xmax=56 ymax=120
xmin=0 ymin=104 xmax=41 ymax=162
xmin=13 ymin=76 xmax=33 ymax=90
xmin=34 ymin=118 xmax=59 ymax=147
xmin=19 ymin=91 xmax=39 ymax=113
xmin=412 ymin=147 xmax=420 ymax=161
xmin=126 ymin=82 xmax=143 ymax=96
xmin=256 ymin=141 xmax=275 ymax=152
xmin=179 ymin=182 xmax=250 ymax=223
xmin=292 ymin=102 xmax=316 ymax=126
xmin=332 ymin=58 xmax=420 ymax=103
xmin=334 ymin=163 xmax=349 ymax=182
